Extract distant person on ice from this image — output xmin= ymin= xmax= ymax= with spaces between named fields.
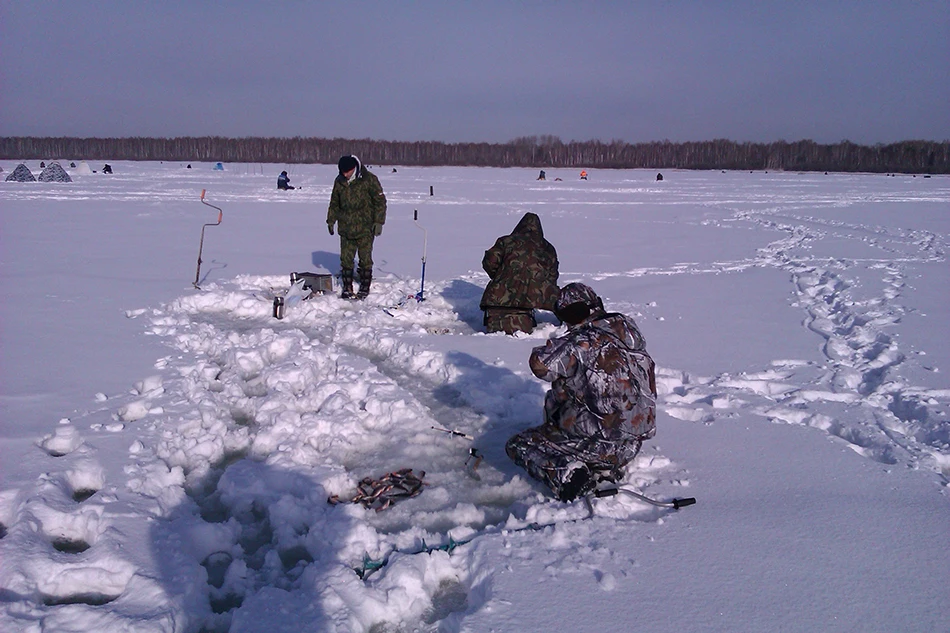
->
xmin=277 ymin=170 xmax=295 ymax=190
xmin=506 ymin=283 xmax=657 ymax=501
xmin=327 ymin=155 xmax=387 ymax=299
xmin=480 ymin=212 xmax=559 ymax=335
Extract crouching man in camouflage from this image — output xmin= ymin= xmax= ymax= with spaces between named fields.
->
xmin=327 ymin=155 xmax=387 ymax=299
xmin=480 ymin=212 xmax=560 ymax=334
xmin=506 ymin=283 xmax=657 ymax=501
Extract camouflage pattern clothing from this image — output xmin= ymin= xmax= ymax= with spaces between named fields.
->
xmin=327 ymin=157 xmax=387 ymax=271
xmin=480 ymin=212 xmax=559 ymax=334
xmin=483 ymin=308 xmax=535 ymax=335
xmin=339 ymin=233 xmax=377 ymax=273
xmin=506 ymin=283 xmax=657 ymax=501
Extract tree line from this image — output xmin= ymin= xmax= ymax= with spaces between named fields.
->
xmin=1 ymin=135 xmax=947 ymax=174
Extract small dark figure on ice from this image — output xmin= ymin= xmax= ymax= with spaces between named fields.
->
xmin=507 ymin=283 xmax=657 ymax=501
xmin=277 ymin=170 xmax=295 ymax=190
xmin=480 ymin=212 xmax=559 ymax=335
xmin=327 ymin=155 xmax=387 ymax=299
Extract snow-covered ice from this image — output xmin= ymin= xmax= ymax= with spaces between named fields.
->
xmin=1 ymin=162 xmax=948 ymax=632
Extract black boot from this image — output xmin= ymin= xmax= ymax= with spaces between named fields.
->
xmin=557 ymin=463 xmax=593 ymax=502
xmin=357 ymin=267 xmax=372 ymax=299
xmin=340 ymin=268 xmax=355 ymax=299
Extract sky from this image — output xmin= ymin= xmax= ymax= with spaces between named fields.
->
xmin=2 ymin=1 xmax=949 ymax=145
xmin=1 ymin=163 xmax=948 ymax=631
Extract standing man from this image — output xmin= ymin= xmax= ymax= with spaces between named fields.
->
xmin=327 ymin=155 xmax=387 ymax=299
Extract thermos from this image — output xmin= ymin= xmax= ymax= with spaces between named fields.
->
xmin=273 ymin=296 xmax=285 ymax=319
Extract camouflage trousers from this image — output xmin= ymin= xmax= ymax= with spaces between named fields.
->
xmin=339 ymin=234 xmax=376 ymax=271
xmin=505 ymin=424 xmax=642 ymax=500
xmin=483 ymin=308 xmax=536 ymax=335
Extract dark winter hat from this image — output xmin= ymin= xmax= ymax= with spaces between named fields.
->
xmin=338 ymin=155 xmax=359 ymax=174
xmin=555 ymin=283 xmax=604 ymax=325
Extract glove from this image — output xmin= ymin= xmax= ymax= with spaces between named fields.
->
xmin=328 ymin=224 xmax=334 ymax=236
xmin=373 ymin=223 xmax=383 ymax=236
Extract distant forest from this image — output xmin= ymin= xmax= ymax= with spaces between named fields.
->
xmin=2 ymin=135 xmax=948 ymax=174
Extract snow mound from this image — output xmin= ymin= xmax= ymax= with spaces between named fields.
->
xmin=39 ymin=422 xmax=84 ymax=457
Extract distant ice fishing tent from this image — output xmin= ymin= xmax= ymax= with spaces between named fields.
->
xmin=74 ymin=161 xmax=94 ymax=176
xmin=38 ymin=162 xmax=72 ymax=182
xmin=213 ymin=162 xmax=224 ymax=170
xmin=5 ymin=163 xmax=36 ymax=182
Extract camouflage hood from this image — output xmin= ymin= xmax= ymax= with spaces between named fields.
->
xmin=511 ymin=212 xmax=545 ymax=238
xmin=480 ymin=212 xmax=560 ymax=311
xmin=555 ymin=283 xmax=602 ymax=313
xmin=554 ymin=282 xmax=606 ymax=325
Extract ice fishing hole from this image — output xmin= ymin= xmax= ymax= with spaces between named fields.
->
xmin=210 ymin=592 xmax=244 ymax=614
xmin=42 ymin=591 xmax=120 ymax=606
xmin=72 ymin=488 xmax=98 ymax=503
xmin=51 ymin=537 xmax=91 ymax=554
xmin=279 ymin=544 xmax=314 ymax=570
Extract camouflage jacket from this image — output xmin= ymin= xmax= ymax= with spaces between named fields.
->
xmin=480 ymin=212 xmax=559 ymax=311
xmin=529 ymin=312 xmax=657 ymax=441
xmin=327 ymin=166 xmax=387 ymax=239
